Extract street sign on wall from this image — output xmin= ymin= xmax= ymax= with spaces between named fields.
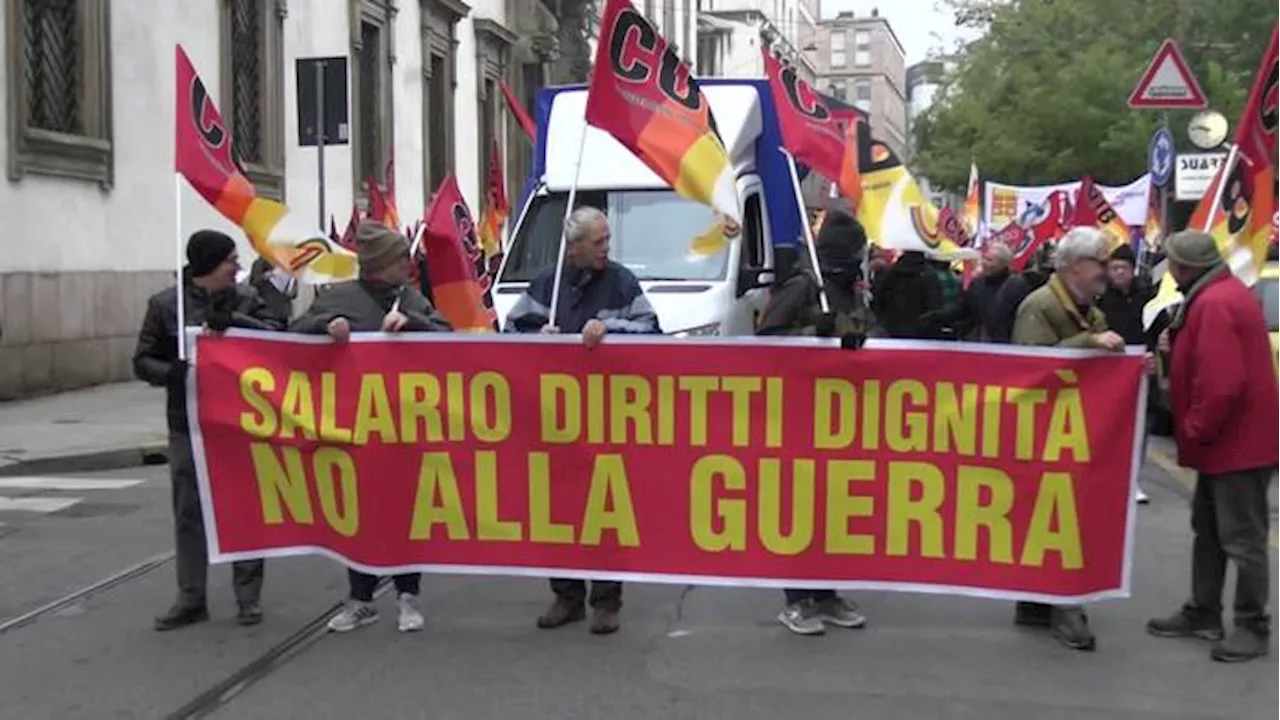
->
xmin=1174 ymin=152 xmax=1228 ymax=201
xmin=1129 ymin=39 xmax=1208 ymax=109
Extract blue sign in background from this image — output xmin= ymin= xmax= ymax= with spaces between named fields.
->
xmin=1148 ymin=127 xmax=1174 ymax=187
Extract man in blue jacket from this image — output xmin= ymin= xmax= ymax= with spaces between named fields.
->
xmin=505 ymin=205 xmax=661 ymax=634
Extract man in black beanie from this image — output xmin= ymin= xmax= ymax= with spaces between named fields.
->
xmin=134 ymin=229 xmax=284 ymax=631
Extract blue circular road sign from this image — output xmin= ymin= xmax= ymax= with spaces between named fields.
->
xmin=1148 ymin=127 xmax=1175 ymax=187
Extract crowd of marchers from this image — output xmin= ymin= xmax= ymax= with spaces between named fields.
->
xmin=133 ymin=204 xmax=1277 ymax=664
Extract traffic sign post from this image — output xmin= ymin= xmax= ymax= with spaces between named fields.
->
xmin=1128 ymin=39 xmax=1207 ymax=110
xmin=1148 ymin=126 xmax=1174 ymax=187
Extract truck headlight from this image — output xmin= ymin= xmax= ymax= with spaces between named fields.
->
xmin=671 ymin=323 xmax=720 ymax=338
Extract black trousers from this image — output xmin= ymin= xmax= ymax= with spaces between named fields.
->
xmin=784 ymin=589 xmax=837 ymax=605
xmin=348 ymin=570 xmax=421 ymax=602
xmin=169 ymin=433 xmax=263 ymax=608
xmin=550 ymin=578 xmax=622 ymax=609
xmin=1187 ymin=467 xmax=1272 ymax=631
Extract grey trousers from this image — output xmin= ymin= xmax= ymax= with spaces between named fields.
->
xmin=170 ymin=432 xmax=264 ymax=608
xmin=1187 ymin=467 xmax=1273 ymax=631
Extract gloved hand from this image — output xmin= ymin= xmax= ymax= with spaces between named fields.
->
xmin=204 ymin=306 xmax=233 ymax=332
xmin=167 ymin=358 xmax=190 ymax=385
xmin=840 ymin=333 xmax=866 ymax=350
xmin=814 ymin=312 xmax=837 ymax=338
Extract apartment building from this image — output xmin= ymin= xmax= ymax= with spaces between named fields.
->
xmin=696 ymin=0 xmax=819 ymax=82
xmin=0 ymin=0 xmax=559 ymax=399
xmin=813 ymin=8 xmax=906 ymax=159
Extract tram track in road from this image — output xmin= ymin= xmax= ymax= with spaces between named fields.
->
xmin=163 ymin=578 xmax=393 ymax=720
xmin=0 ymin=550 xmax=176 ymax=636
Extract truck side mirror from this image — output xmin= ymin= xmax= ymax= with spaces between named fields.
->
xmin=737 ymin=267 xmax=774 ymax=296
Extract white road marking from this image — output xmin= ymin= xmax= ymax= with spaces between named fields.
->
xmin=0 ymin=474 xmax=145 ymax=489
xmin=0 ymin=496 xmax=82 ymax=513
xmin=0 ymin=477 xmax=145 ymax=491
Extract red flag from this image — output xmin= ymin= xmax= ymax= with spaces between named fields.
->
xmin=1189 ymin=25 xmax=1277 ymax=275
xmin=585 ymin=0 xmax=739 ymax=221
xmin=499 ymin=78 xmax=537 ymax=143
xmin=423 ymin=176 xmax=496 ymax=332
xmin=338 ymin=207 xmax=359 ymax=251
xmin=365 ymin=177 xmax=401 ymax=230
xmin=1072 ymin=175 xmax=1131 ymax=250
xmin=762 ymin=51 xmax=851 ymax=198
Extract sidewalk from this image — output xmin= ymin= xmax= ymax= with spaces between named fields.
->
xmin=0 ymin=382 xmax=168 ymax=476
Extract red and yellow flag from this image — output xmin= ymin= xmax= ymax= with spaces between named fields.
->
xmin=762 ymin=50 xmax=860 ymax=207
xmin=585 ymin=0 xmax=739 ymax=222
xmin=963 ymin=163 xmax=982 ymax=242
xmin=422 ymin=176 xmax=496 ymax=333
xmin=365 ymin=177 xmax=401 ymax=230
xmin=174 ymin=45 xmax=355 ymax=282
xmin=1189 ymin=25 xmax=1277 ymax=279
xmin=499 ymin=78 xmax=537 ymax=144
xmin=1072 ymin=175 xmax=1132 ymax=250
xmin=1142 ymin=182 xmax=1164 ymax=251
xmin=477 ymin=137 xmax=509 ymax=280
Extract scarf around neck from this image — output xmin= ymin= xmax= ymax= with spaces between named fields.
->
xmin=1169 ymin=264 xmax=1228 ymax=331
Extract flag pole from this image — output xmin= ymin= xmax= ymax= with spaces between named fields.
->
xmin=1201 ymin=143 xmax=1237 ymax=234
xmin=779 ymin=148 xmax=831 ymax=314
xmin=548 ymin=127 xmax=589 ymax=327
xmin=390 ymin=223 xmax=427 ymax=315
xmin=175 ymin=173 xmax=187 ymax=361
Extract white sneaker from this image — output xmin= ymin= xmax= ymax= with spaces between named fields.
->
xmin=397 ymin=593 xmax=424 ymax=632
xmin=1136 ymin=486 xmax=1150 ymax=504
xmin=328 ymin=600 xmax=378 ymax=632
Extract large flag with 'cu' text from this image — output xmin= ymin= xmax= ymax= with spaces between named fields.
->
xmin=422 ymin=176 xmax=497 ymax=333
xmin=174 ymin=45 xmax=356 ymax=283
xmin=1072 ymin=175 xmax=1132 ymax=251
xmin=585 ymin=0 xmax=739 ymax=222
xmin=762 ymin=50 xmax=860 ymax=207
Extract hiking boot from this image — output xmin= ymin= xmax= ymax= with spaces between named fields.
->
xmin=1050 ymin=607 xmax=1096 ymax=651
xmin=816 ymin=596 xmax=867 ymax=629
xmin=589 ymin=606 xmax=620 ymax=635
xmin=396 ymin=593 xmax=425 ymax=633
xmin=236 ymin=601 xmax=263 ymax=627
xmin=1146 ymin=607 xmax=1224 ymax=641
xmin=1013 ymin=601 xmax=1052 ymax=628
xmin=154 ymin=603 xmax=209 ymax=632
xmin=777 ymin=601 xmax=826 ymax=636
xmin=536 ymin=597 xmax=585 ymax=629
xmin=327 ymin=600 xmax=378 ymax=632
xmin=1211 ymin=627 xmax=1270 ymax=663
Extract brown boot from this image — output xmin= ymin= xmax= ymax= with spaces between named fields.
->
xmin=536 ymin=597 xmax=585 ymax=629
xmin=590 ymin=606 xmax=620 ymax=635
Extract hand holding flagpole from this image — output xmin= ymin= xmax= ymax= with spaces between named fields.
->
xmin=779 ymin=147 xmax=831 ymax=314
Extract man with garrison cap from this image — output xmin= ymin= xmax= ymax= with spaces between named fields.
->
xmin=134 ymin=230 xmax=283 ymax=631
xmin=1145 ymin=231 xmax=1278 ymax=663
xmin=291 ymin=220 xmax=451 ymax=634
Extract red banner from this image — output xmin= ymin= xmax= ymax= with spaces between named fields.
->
xmin=192 ymin=334 xmax=1145 ymax=603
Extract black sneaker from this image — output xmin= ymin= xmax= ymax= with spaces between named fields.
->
xmin=1146 ymin=607 xmax=1224 ymax=641
xmin=236 ymin=601 xmax=264 ymax=626
xmin=154 ymin=604 xmax=209 ymax=632
xmin=1211 ymin=627 xmax=1270 ymax=662
xmin=1050 ymin=607 xmax=1096 ymax=651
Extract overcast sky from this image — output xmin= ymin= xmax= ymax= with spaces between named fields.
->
xmin=819 ymin=0 xmax=970 ymax=65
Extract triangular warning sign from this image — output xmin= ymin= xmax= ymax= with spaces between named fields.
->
xmin=1129 ymin=39 xmax=1208 ymax=109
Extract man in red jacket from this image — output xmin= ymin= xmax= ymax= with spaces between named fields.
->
xmin=1145 ymin=230 xmax=1279 ymax=663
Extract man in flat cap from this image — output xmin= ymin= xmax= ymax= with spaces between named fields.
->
xmin=291 ymin=220 xmax=451 ymax=634
xmin=135 ymin=230 xmax=283 ymax=631
xmin=1145 ymin=231 xmax=1278 ymax=663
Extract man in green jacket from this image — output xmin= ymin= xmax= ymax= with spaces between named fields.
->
xmin=1011 ymin=227 xmax=1126 ymax=651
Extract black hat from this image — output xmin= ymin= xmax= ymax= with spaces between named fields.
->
xmin=186 ymin=230 xmax=237 ymax=277
xmin=815 ymin=210 xmax=866 ymax=271
xmin=1109 ymin=244 xmax=1136 ymax=266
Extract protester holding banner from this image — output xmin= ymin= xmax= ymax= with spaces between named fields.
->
xmin=966 ymin=242 xmax=1015 ymax=340
xmin=504 ymin=206 xmax=661 ymax=635
xmin=134 ymin=230 xmax=282 ymax=631
xmin=1010 ymin=227 xmax=1126 ymax=652
xmin=871 ymin=250 xmax=944 ymax=340
xmin=1145 ymin=230 xmax=1278 ymax=664
xmin=289 ymin=220 xmax=452 ymax=634
xmin=989 ymin=244 xmax=1055 ymax=344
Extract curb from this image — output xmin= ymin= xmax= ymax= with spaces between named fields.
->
xmin=0 ymin=443 xmax=170 ymax=478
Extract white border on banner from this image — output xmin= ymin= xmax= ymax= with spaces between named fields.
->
xmin=184 ymin=328 xmax=1146 ymax=604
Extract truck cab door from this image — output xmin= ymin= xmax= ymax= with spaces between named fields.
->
xmin=721 ymin=190 xmax=773 ymax=336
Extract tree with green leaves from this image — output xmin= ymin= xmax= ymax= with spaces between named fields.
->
xmin=912 ymin=0 xmax=1274 ymax=191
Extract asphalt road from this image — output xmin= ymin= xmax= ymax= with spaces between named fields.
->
xmin=0 ymin=455 xmax=1274 ymax=720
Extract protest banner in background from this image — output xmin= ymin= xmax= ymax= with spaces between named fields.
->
xmin=985 ymin=175 xmax=1152 ymax=230
xmin=190 ymin=334 xmax=1145 ymax=603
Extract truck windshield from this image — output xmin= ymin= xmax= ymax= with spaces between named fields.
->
xmin=499 ymin=189 xmax=731 ymax=283
xmin=1253 ymin=277 xmax=1278 ymax=331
